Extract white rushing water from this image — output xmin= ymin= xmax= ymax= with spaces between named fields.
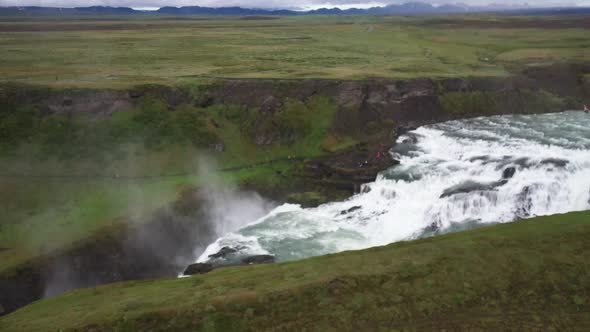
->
xmin=197 ymin=112 xmax=590 ymax=264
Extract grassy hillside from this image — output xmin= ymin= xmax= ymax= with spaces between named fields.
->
xmin=0 ymin=15 xmax=588 ymax=87
xmin=2 ymin=211 xmax=589 ymax=331
xmin=0 ymin=84 xmax=354 ymax=274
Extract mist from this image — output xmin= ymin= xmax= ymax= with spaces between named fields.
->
xmin=198 ymin=158 xmax=275 ymax=237
xmin=41 ymin=155 xmax=274 ymax=298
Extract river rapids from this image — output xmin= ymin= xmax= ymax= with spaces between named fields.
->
xmin=198 ymin=111 xmax=590 ymax=264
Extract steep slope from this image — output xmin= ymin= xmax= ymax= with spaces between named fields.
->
xmin=1 ymin=211 xmax=589 ymax=331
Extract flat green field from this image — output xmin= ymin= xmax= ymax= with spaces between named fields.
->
xmin=0 ymin=15 xmax=589 ymax=87
xmin=2 ymin=211 xmax=589 ymax=331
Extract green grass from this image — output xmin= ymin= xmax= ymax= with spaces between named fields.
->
xmin=1 ymin=210 xmax=589 ymax=331
xmin=0 ymin=15 xmax=588 ymax=87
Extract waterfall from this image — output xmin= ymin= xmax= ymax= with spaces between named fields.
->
xmin=198 ymin=111 xmax=590 ymax=263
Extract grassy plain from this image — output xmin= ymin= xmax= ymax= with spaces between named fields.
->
xmin=0 ymin=15 xmax=589 ymax=87
xmin=1 ymin=210 xmax=589 ymax=331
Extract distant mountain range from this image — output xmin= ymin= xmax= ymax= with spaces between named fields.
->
xmin=1 ymin=3 xmax=590 ymax=16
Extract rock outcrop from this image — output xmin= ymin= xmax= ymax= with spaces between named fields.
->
xmin=502 ymin=167 xmax=517 ymax=179
xmin=183 ymin=263 xmax=214 ymax=275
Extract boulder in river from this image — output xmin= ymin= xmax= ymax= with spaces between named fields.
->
xmin=502 ymin=167 xmax=516 ymax=179
xmin=540 ymin=158 xmax=569 ymax=168
xmin=183 ymin=263 xmax=214 ymax=275
xmin=208 ymin=246 xmax=238 ymax=259
xmin=440 ymin=179 xmax=508 ymax=198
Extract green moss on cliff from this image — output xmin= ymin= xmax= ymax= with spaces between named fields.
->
xmin=439 ymin=90 xmax=499 ymax=115
xmin=0 ymin=94 xmax=219 ymax=157
xmin=439 ymin=89 xmax=566 ymax=115
xmin=0 ymin=91 xmax=347 ymax=274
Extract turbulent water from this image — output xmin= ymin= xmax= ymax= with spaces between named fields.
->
xmin=198 ymin=112 xmax=590 ymax=264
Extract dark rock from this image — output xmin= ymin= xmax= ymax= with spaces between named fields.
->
xmin=540 ymin=158 xmax=569 ymax=168
xmin=183 ymin=263 xmax=214 ymax=275
xmin=62 ymin=98 xmax=73 ymax=106
xmin=440 ymin=180 xmax=508 ymax=198
xmin=208 ymin=246 xmax=238 ymax=259
xmin=241 ymin=255 xmax=275 ymax=265
xmin=502 ymin=167 xmax=516 ymax=179
xmin=340 ymin=206 xmax=362 ymax=215
xmin=299 ymin=140 xmax=400 ymax=193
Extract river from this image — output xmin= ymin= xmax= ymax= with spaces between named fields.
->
xmin=197 ymin=111 xmax=590 ymax=264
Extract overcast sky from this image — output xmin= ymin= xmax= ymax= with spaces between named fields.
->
xmin=1 ymin=0 xmax=588 ymax=10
